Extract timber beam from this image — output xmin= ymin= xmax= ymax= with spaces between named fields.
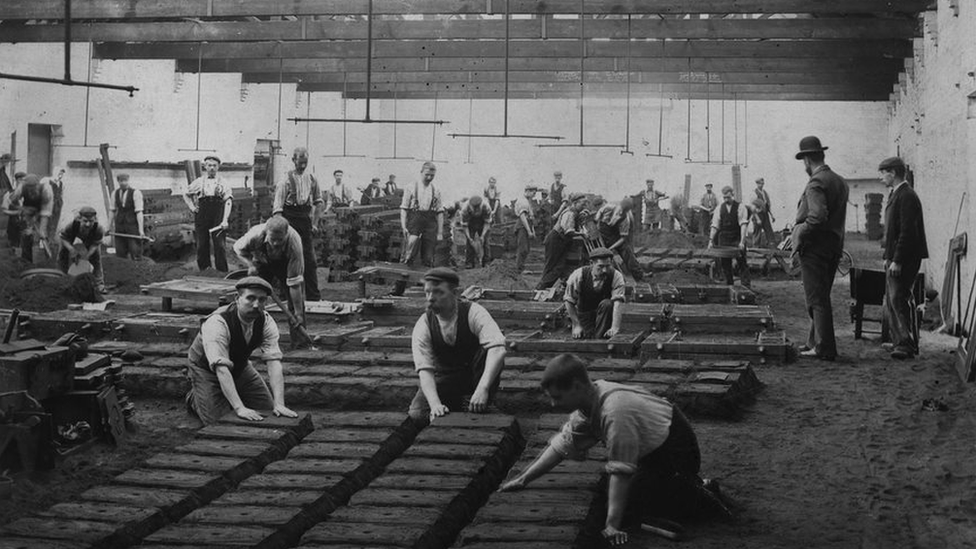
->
xmin=336 ymin=90 xmax=891 ymax=101
xmin=0 ymin=0 xmax=934 ymax=20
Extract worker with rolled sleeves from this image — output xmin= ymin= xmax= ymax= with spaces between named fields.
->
xmin=184 ymin=155 xmax=232 ymax=272
xmin=57 ymin=206 xmax=106 ymax=293
xmin=698 ymin=183 xmax=718 ymax=236
xmin=536 ymin=192 xmax=586 ymax=290
xmin=110 ymin=173 xmax=145 ymax=260
xmin=2 ymin=173 xmax=53 ymax=262
xmin=186 ymin=276 xmax=299 ymax=425
xmin=401 ymin=161 xmax=445 ymax=268
xmin=597 ymin=197 xmax=644 ymax=281
xmin=233 ymin=215 xmax=307 ymax=326
xmin=500 ymin=354 xmax=730 ymax=546
xmin=273 ymin=147 xmax=324 ymax=302
xmin=409 ymin=268 xmax=507 ymax=420
xmin=708 ymin=186 xmax=750 ymax=287
xmin=461 ymin=195 xmax=493 ymax=268
xmin=513 ymin=185 xmax=537 ymax=273
xmin=564 ymin=247 xmax=626 ymax=339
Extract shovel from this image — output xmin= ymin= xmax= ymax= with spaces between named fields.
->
xmin=267 ymin=291 xmax=316 ymax=349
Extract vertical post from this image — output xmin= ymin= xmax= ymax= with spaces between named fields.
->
xmin=503 ymin=0 xmax=510 ymax=136
xmin=64 ymin=0 xmax=72 ymax=81
xmin=365 ymin=0 xmax=373 ymax=122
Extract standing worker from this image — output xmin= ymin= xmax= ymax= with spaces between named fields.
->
xmin=708 ymin=186 xmax=750 ymax=287
xmin=325 ymin=169 xmax=356 ymax=213
xmin=536 ymin=193 xmax=586 ymax=290
xmin=109 ymin=173 xmax=145 ymax=260
xmin=383 ymin=174 xmax=399 ymax=196
xmin=642 ymin=179 xmax=668 ymax=231
xmin=514 ymin=185 xmax=537 ymax=273
xmin=3 ymin=173 xmax=53 ymax=262
xmin=753 ymin=178 xmax=776 ymax=246
xmin=0 ymin=154 xmax=13 ymax=194
xmin=698 ymin=183 xmax=718 ymax=237
xmin=549 ymin=171 xmax=566 ymax=213
xmin=361 ymin=177 xmax=383 ymax=205
xmin=461 ymin=195 xmax=493 ymax=268
xmin=484 ymin=176 xmax=501 ymax=222
xmin=564 ymin=247 xmax=626 ymax=339
xmin=597 ymin=197 xmax=644 ymax=281
xmin=233 ymin=216 xmax=308 ymax=327
xmin=879 ymin=157 xmax=928 ymax=360
xmin=793 ymin=136 xmax=848 ymax=361
xmin=401 ymin=161 xmax=444 ymax=268
xmin=273 ymin=147 xmax=324 ymax=302
xmin=409 ymin=268 xmax=507 ymax=419
xmin=46 ymin=166 xmax=66 ymax=244
xmin=185 ymin=276 xmax=299 ymax=425
xmin=184 ymin=155 xmax=232 ymax=272
xmin=57 ymin=206 xmax=105 ymax=294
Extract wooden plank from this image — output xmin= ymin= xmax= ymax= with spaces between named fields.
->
xmin=73 ymin=353 xmax=112 ymax=376
xmin=459 ymin=524 xmax=579 ymax=544
xmin=235 ymin=469 xmax=360 ymax=489
xmin=367 ymin=475 xmax=471 ymax=491
xmin=197 ymin=424 xmax=291 ymax=441
xmin=80 ymin=486 xmax=186 ymax=508
xmin=180 ymin=505 xmax=301 ymax=526
xmin=1 ymin=518 xmax=118 ymax=542
xmin=215 ymin=489 xmax=323 ymax=507
xmin=307 ymin=410 xmax=408 ymax=427
xmin=475 ymin=502 xmax=591 ymax=523
xmin=302 ymin=428 xmax=394 ymax=443
xmin=175 ymin=439 xmax=272 ymax=458
xmin=412 ymin=428 xmax=509 ymax=445
xmin=112 ymin=468 xmax=215 ymax=489
xmin=401 ymin=443 xmax=498 ymax=460
xmin=143 ymin=524 xmax=274 ymax=545
xmin=347 ymin=489 xmax=453 ymax=508
xmin=288 ymin=442 xmax=384 ymax=459
xmin=0 ymin=539 xmax=88 ymax=549
xmin=383 ymin=457 xmax=485 ymax=476
xmin=38 ymin=502 xmax=160 ymax=523
xmin=143 ymin=453 xmax=248 ymax=472
xmin=262 ymin=459 xmax=362 ymax=476
xmin=301 ymin=523 xmax=427 ymax=546
xmin=328 ymin=505 xmax=442 ymax=524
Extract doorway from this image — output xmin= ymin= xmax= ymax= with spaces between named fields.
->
xmin=27 ymin=123 xmax=53 ymax=177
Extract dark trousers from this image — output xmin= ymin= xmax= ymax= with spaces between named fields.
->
xmin=18 ymin=212 xmax=42 ymax=262
xmin=194 ymin=199 xmax=228 ymax=272
xmin=756 ymin=211 xmax=775 ymax=247
xmin=255 ymin=259 xmax=295 ymax=310
xmin=716 ymin=231 xmax=749 ymax=286
xmin=579 ymin=299 xmax=615 ymax=339
xmin=799 ymin=244 xmax=841 ymax=358
xmin=281 ymin=206 xmax=321 ymax=301
xmin=537 ymin=230 xmax=572 ymax=290
xmin=515 ymin=226 xmax=531 ymax=273
xmin=114 ymin=236 xmax=144 ymax=260
xmin=405 ymin=211 xmax=438 ymax=267
xmin=408 ymin=348 xmax=498 ymax=418
xmin=186 ymin=361 xmax=274 ymax=426
xmin=883 ymin=257 xmax=922 ymax=355
xmin=598 ymin=224 xmax=644 ymax=282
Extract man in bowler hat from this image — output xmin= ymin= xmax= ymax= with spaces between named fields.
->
xmin=792 ymin=136 xmax=848 ymax=361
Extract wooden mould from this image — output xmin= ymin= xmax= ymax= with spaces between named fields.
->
xmin=505 ymin=329 xmax=648 ymax=358
xmin=640 ymin=330 xmax=793 ymax=364
xmin=623 ymin=303 xmax=773 ymax=333
xmin=140 ymin=276 xmax=238 ymax=312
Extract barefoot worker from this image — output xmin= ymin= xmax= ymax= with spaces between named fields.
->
xmin=500 ymin=354 xmax=730 ymax=546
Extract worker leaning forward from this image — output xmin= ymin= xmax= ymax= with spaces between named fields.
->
xmin=536 ymin=192 xmax=586 ymax=290
xmin=3 ymin=173 xmax=53 ymax=262
xmin=500 ymin=354 xmax=732 ymax=546
xmin=564 ymin=247 xmax=626 ymax=340
xmin=233 ymin=215 xmax=307 ymax=326
xmin=186 ymin=276 xmax=299 ymax=425
xmin=58 ymin=206 xmax=106 ymax=293
xmin=273 ymin=147 xmax=323 ymax=302
xmin=184 ymin=155 xmax=232 ymax=272
xmin=597 ymin=197 xmax=644 ymax=281
xmin=409 ymin=268 xmax=507 ymax=420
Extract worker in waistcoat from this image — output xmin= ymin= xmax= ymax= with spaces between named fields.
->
xmin=184 ymin=155 xmax=232 ymax=272
xmin=708 ymin=186 xmax=750 ymax=287
xmin=564 ymin=248 xmax=627 ymax=339
xmin=110 ymin=173 xmax=145 ymax=260
xmin=273 ymin=147 xmax=324 ymax=302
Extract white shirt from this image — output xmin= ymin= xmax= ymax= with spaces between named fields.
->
xmin=411 ymin=302 xmax=506 ymax=372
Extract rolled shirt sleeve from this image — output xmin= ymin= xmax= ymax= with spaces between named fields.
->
xmin=185 ymin=177 xmax=203 ymax=198
xmin=411 ymin=303 xmax=505 ymax=373
xmin=200 ymin=315 xmax=234 ymax=371
xmin=557 ymin=209 xmax=576 ymax=233
xmin=400 ymin=185 xmax=414 ymax=209
xmin=548 ymin=411 xmax=601 ymax=461
xmin=563 ymin=268 xmax=583 ymax=305
xmin=132 ymin=189 xmax=145 ymax=212
xmin=255 ymin=313 xmax=284 ymax=362
xmin=737 ymin=202 xmax=749 ymax=226
xmin=39 ymin=182 xmax=54 ymax=217
xmin=411 ymin=316 xmax=436 ymax=372
xmin=285 ymin=229 xmax=305 ymax=287
xmin=233 ymin=224 xmax=262 ymax=261
xmin=310 ymin=175 xmax=325 ymax=206
xmin=467 ymin=302 xmax=506 ymax=350
xmin=610 ymin=271 xmax=626 ymax=301
xmin=602 ymin=413 xmax=643 ymax=475
xmin=272 ymin=179 xmax=287 ymax=214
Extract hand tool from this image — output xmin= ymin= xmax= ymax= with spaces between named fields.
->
xmin=267 ymin=291 xmax=315 ymax=349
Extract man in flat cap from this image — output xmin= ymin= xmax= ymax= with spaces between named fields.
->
xmin=361 ymin=177 xmax=383 ymax=206
xmin=537 ymin=192 xmax=587 ymax=290
xmin=401 ymin=161 xmax=445 ymax=269
xmin=233 ymin=215 xmax=308 ymax=326
xmin=514 ymin=185 xmax=538 ymax=273
xmin=550 ymin=170 xmax=566 ymax=212
xmin=879 ymin=156 xmax=928 ymax=360
xmin=698 ymin=183 xmax=718 ymax=237
xmin=184 ymin=155 xmax=232 ymax=272
xmin=110 ymin=173 xmax=146 ymax=260
xmin=597 ymin=197 xmax=644 ymax=281
xmin=642 ymin=179 xmax=668 ymax=231
xmin=461 ymin=195 xmax=493 ymax=268
xmin=483 ymin=176 xmax=502 ymax=224
xmin=57 ymin=206 xmax=106 ymax=293
xmin=186 ymin=276 xmax=299 ymax=425
xmin=752 ymin=178 xmax=776 ymax=246
xmin=793 ymin=136 xmax=848 ymax=361
xmin=409 ymin=267 xmax=507 ymax=420
xmin=564 ymin=247 xmax=627 ymax=339
xmin=3 ymin=173 xmax=54 ymax=262
xmin=708 ymin=186 xmax=750 ymax=287
xmin=273 ymin=147 xmax=324 ymax=302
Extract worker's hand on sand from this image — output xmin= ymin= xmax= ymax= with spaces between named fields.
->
xmin=429 ymin=404 xmax=450 ymax=419
xmin=468 ymin=388 xmax=490 ymax=413
xmin=235 ymin=407 xmax=264 ymax=421
xmin=602 ymin=525 xmax=628 ymax=546
xmin=572 ymin=324 xmax=585 ymax=339
xmin=498 ymin=477 xmax=526 ymax=492
xmin=604 ymin=327 xmax=619 ymax=339
xmin=273 ymin=404 xmax=298 ymax=419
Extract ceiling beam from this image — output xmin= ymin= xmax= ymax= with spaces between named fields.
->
xmin=1 ymin=17 xmax=920 ymax=43
xmin=178 ymin=57 xmax=907 ymax=74
xmin=0 ymin=0 xmax=933 ymax=20
xmin=243 ymin=70 xmax=895 ymax=86
xmin=94 ymin=39 xmax=913 ymax=60
xmin=295 ymin=81 xmax=889 ymax=95
xmin=336 ymin=90 xmax=890 ymax=101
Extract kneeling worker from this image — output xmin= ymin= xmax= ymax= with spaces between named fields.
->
xmin=186 ymin=276 xmax=298 ymax=425
xmin=410 ymin=268 xmax=507 ymax=420
xmin=565 ymin=247 xmax=625 ymax=339
xmin=500 ymin=354 xmax=729 ymax=545
xmin=233 ymin=215 xmax=307 ymax=326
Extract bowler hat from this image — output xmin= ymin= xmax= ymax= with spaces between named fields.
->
xmin=235 ymin=276 xmax=274 ymax=294
xmin=795 ymin=136 xmax=828 ymax=159
xmin=878 ymin=156 xmax=905 ymax=171
xmin=588 ymin=247 xmax=614 ymax=261
xmin=424 ymin=267 xmax=459 ymax=286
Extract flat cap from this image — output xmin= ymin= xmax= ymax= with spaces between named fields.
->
xmin=588 ymin=247 xmax=614 ymax=260
xmin=469 ymin=195 xmax=482 ymax=207
xmin=878 ymin=156 xmax=905 ymax=171
xmin=78 ymin=206 xmax=97 ymax=218
xmin=13 ymin=171 xmax=26 ymax=179
xmin=704 ymin=183 xmax=713 ymax=187
xmin=235 ymin=276 xmax=274 ymax=294
xmin=203 ymin=154 xmax=221 ymax=164
xmin=568 ymin=192 xmax=586 ymax=202
xmin=424 ymin=267 xmax=459 ymax=285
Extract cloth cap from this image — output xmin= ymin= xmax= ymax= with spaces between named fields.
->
xmin=588 ymin=247 xmax=614 ymax=261
xmin=878 ymin=157 xmax=906 ymax=171
xmin=235 ymin=276 xmax=273 ymax=294
xmin=424 ymin=267 xmax=459 ymax=286
xmin=0 ymin=154 xmax=11 ymax=162
xmin=78 ymin=206 xmax=97 ymax=218
xmin=795 ymin=135 xmax=828 ymax=159
xmin=13 ymin=171 xmax=26 ymax=179
xmin=568 ymin=192 xmax=586 ymax=203
xmin=203 ymin=155 xmax=221 ymax=165
xmin=469 ymin=195 xmax=483 ymax=207
xmin=704 ymin=183 xmax=713 ymax=188
xmin=554 ymin=170 xmax=563 ymax=176
xmin=116 ymin=173 xmax=130 ymax=182
xmin=23 ymin=174 xmax=40 ymax=186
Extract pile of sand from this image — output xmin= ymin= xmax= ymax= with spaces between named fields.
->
xmin=653 ymin=268 xmax=714 ymax=285
xmin=461 ymin=259 xmax=534 ymax=291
